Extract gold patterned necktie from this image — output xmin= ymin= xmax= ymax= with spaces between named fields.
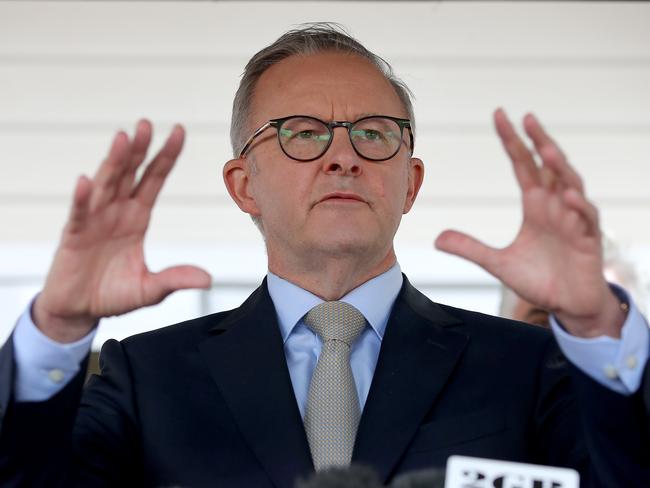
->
xmin=303 ymin=301 xmax=367 ymax=471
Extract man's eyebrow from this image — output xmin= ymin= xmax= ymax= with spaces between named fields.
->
xmin=354 ymin=112 xmax=409 ymax=120
xmin=346 ymin=112 xmax=382 ymax=120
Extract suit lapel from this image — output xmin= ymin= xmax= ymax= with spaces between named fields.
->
xmin=198 ymin=282 xmax=313 ymax=488
xmin=352 ymin=278 xmax=469 ymax=481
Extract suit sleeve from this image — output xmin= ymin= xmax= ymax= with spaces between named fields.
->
xmin=70 ymin=339 xmax=144 ymax=487
xmin=568 ymin=355 xmax=650 ymax=487
xmin=0 ymin=335 xmax=87 ymax=487
xmin=529 ymin=334 xmax=650 ymax=488
xmin=0 ymin=338 xmax=143 ymax=487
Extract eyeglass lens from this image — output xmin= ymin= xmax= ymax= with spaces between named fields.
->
xmin=278 ymin=116 xmax=404 ymax=161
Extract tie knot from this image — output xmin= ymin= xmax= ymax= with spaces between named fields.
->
xmin=303 ymin=301 xmax=366 ymax=345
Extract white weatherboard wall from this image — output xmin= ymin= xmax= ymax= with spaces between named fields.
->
xmin=1 ymin=1 xmax=649 ymax=348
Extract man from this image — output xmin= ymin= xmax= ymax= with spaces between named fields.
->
xmin=1 ymin=24 xmax=649 ymax=487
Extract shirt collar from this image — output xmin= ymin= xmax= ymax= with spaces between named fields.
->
xmin=267 ymin=263 xmax=403 ymax=344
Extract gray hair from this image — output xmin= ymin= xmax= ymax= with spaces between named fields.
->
xmin=230 ymin=22 xmax=416 ymax=157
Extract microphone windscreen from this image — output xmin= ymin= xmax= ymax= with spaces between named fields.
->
xmin=389 ymin=468 xmax=446 ymax=488
xmin=294 ymin=464 xmax=382 ymax=488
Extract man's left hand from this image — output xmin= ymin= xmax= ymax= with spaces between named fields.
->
xmin=435 ymin=108 xmax=626 ymax=338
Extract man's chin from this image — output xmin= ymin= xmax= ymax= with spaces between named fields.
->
xmin=307 ymin=233 xmax=385 ymax=259
xmin=304 ymin=216 xmax=395 ymax=257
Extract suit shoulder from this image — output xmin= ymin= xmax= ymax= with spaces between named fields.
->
xmin=440 ymin=302 xmax=551 ymax=336
xmin=401 ymin=279 xmax=552 ymax=344
xmin=118 ymin=308 xmax=233 ymax=351
xmin=103 ymin=283 xmax=270 ymax=361
xmin=432 ymin=303 xmax=564 ymax=374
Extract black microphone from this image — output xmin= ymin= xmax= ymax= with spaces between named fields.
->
xmin=294 ymin=464 xmax=382 ymax=488
xmin=294 ymin=464 xmax=446 ymax=488
xmin=389 ymin=468 xmax=446 ymax=488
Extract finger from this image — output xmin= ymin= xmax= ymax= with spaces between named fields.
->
xmin=65 ymin=175 xmax=93 ymax=234
xmin=560 ymin=208 xmax=588 ymax=240
xmin=494 ymin=108 xmax=540 ymax=191
xmin=116 ymin=119 xmax=153 ymax=199
xmin=132 ymin=124 xmax=185 ymax=208
xmin=542 ymin=192 xmax=587 ymax=244
xmin=544 ymin=191 xmax=565 ymax=230
xmin=90 ymin=131 xmax=131 ymax=211
xmin=539 ymin=166 xmax=558 ymax=192
xmin=142 ymin=265 xmax=212 ymax=306
xmin=523 ymin=113 xmax=585 ymax=194
xmin=562 ymin=188 xmax=600 ymax=237
xmin=540 ymin=144 xmax=585 ymax=195
xmin=435 ymin=229 xmax=501 ymax=276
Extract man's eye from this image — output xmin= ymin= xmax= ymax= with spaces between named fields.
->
xmin=353 ymin=129 xmax=384 ymax=141
xmin=296 ymin=130 xmax=315 ymax=139
xmin=280 ymin=128 xmax=320 ymax=141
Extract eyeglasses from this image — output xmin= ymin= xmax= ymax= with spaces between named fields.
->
xmin=238 ymin=115 xmax=414 ymax=162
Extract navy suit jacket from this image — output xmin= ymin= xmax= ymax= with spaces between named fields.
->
xmin=1 ymin=277 xmax=649 ymax=487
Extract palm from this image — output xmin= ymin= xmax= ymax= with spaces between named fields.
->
xmin=495 ymin=188 xmax=603 ymax=315
xmin=48 ymin=201 xmax=152 ymax=319
xmin=436 ymin=110 xmax=614 ymax=332
xmin=37 ymin=121 xmax=211 ymax=328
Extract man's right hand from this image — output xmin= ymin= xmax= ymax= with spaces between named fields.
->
xmin=33 ymin=120 xmax=212 ymax=343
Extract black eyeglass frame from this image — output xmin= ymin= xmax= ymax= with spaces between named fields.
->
xmin=238 ymin=115 xmax=414 ymax=162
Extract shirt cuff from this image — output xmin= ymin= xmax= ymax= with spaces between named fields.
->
xmin=550 ymin=285 xmax=649 ymax=396
xmin=12 ymin=295 xmax=96 ymax=401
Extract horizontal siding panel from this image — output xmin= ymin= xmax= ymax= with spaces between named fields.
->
xmin=0 ymin=64 xmax=240 ymax=124
xmin=2 ymin=64 xmax=649 ymax=127
xmin=1 ymin=2 xmax=649 ymax=59
xmin=399 ymin=64 xmax=650 ymax=126
xmin=0 ymin=128 xmax=233 ymax=199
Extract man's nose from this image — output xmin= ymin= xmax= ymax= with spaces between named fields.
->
xmin=322 ymin=128 xmax=362 ymax=176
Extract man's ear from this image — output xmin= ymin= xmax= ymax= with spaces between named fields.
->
xmin=403 ymin=157 xmax=424 ymax=214
xmin=223 ymin=158 xmax=261 ymax=216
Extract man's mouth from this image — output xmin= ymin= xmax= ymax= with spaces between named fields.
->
xmin=317 ymin=192 xmax=367 ymax=205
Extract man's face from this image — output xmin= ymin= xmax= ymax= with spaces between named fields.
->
xmin=225 ymin=51 xmax=423 ymax=272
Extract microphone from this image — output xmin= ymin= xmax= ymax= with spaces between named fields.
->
xmin=294 ymin=464 xmax=446 ymax=488
xmin=294 ymin=464 xmax=382 ymax=488
xmin=294 ymin=456 xmax=578 ymax=488
xmin=390 ymin=468 xmax=446 ymax=488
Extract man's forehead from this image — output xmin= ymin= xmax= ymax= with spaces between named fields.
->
xmin=250 ymin=51 xmax=405 ymax=122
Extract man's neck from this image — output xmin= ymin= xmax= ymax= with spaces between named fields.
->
xmin=268 ymin=249 xmax=397 ymax=301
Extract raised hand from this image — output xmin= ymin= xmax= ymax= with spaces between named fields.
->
xmin=435 ymin=109 xmax=625 ymax=338
xmin=33 ymin=120 xmax=212 ymax=343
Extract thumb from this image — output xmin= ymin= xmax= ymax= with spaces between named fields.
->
xmin=143 ymin=265 xmax=212 ymax=305
xmin=435 ymin=230 xmax=501 ymax=276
